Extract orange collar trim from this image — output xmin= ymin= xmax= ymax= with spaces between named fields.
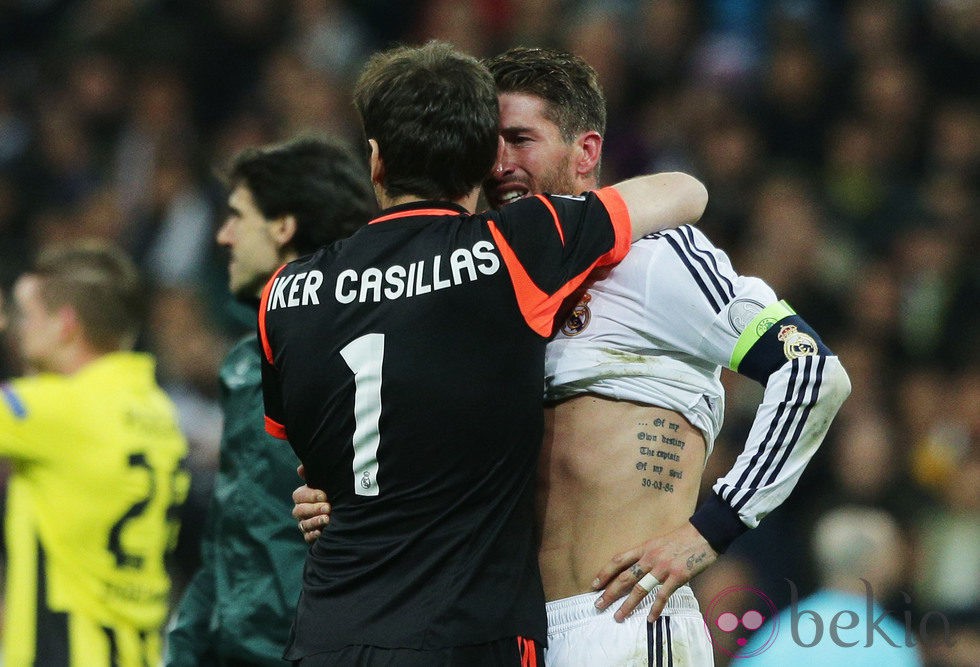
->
xmin=369 ymin=208 xmax=462 ymax=225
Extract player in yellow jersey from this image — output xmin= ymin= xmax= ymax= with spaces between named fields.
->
xmin=0 ymin=241 xmax=189 ymax=667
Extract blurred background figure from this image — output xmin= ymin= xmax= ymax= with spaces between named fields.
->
xmin=735 ymin=505 xmax=922 ymax=666
xmin=164 ymin=135 xmax=374 ymax=666
xmin=0 ymin=242 xmax=189 ymax=667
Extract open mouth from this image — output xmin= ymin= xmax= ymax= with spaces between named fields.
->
xmin=498 ymin=189 xmax=528 ymax=204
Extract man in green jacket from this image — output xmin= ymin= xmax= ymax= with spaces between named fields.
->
xmin=164 ymin=136 xmax=375 ymax=666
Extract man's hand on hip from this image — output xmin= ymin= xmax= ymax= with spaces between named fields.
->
xmin=591 ymin=522 xmax=717 ymax=622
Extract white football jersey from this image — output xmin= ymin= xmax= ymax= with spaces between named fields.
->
xmin=545 ymin=225 xmax=777 ymax=456
xmin=545 ymin=225 xmax=851 ymax=549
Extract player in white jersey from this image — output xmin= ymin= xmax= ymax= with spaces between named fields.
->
xmin=294 ymin=48 xmax=850 ymax=666
xmin=540 ymin=225 xmax=845 ymax=666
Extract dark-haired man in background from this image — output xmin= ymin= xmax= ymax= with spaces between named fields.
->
xmin=164 ymin=136 xmax=376 ymax=666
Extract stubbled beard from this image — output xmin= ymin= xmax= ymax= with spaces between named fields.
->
xmin=486 ymin=151 xmax=580 ymax=209
xmin=536 ymin=152 xmax=579 ymax=198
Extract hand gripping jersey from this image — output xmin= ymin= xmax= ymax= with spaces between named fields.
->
xmin=0 ymin=352 xmax=189 ymax=667
xmin=259 ymin=191 xmax=631 ymax=657
xmin=546 ymin=225 xmax=851 ymax=552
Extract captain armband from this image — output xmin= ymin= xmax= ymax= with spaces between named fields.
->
xmin=728 ymin=301 xmax=831 ymax=385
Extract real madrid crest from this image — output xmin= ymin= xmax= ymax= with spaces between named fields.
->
xmin=777 ymin=324 xmax=817 ymax=360
xmin=561 ymin=292 xmax=592 ymax=337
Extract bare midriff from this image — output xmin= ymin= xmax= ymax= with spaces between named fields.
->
xmin=538 ymin=394 xmax=707 ymax=601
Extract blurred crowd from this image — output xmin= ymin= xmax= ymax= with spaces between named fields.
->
xmin=0 ymin=1 xmax=976 ymax=665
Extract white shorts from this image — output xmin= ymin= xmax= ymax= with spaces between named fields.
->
xmin=545 ymin=585 xmax=714 ymax=666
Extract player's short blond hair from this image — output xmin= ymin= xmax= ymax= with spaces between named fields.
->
xmin=32 ymin=241 xmax=144 ymax=352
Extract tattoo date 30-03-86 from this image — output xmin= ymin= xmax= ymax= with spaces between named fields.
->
xmin=635 ymin=417 xmax=689 ymax=493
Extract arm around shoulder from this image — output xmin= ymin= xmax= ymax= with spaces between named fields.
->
xmin=611 ymin=172 xmax=708 ymax=241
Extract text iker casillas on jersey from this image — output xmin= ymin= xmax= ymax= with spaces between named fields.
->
xmin=266 ymin=239 xmax=502 ymax=310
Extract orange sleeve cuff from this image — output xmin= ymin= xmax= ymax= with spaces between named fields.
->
xmin=594 ymin=186 xmax=631 ymax=262
xmin=264 ymin=416 xmax=287 ymax=440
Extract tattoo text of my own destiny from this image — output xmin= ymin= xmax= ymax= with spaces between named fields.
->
xmin=634 ymin=418 xmax=688 ymax=493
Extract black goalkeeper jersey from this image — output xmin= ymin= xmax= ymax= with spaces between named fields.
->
xmin=259 ymin=190 xmax=630 ymax=657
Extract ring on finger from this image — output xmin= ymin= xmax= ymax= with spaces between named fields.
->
xmin=637 ymin=572 xmax=660 ymax=592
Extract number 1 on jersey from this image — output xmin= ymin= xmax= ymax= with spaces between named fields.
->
xmin=340 ymin=333 xmax=384 ymax=496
